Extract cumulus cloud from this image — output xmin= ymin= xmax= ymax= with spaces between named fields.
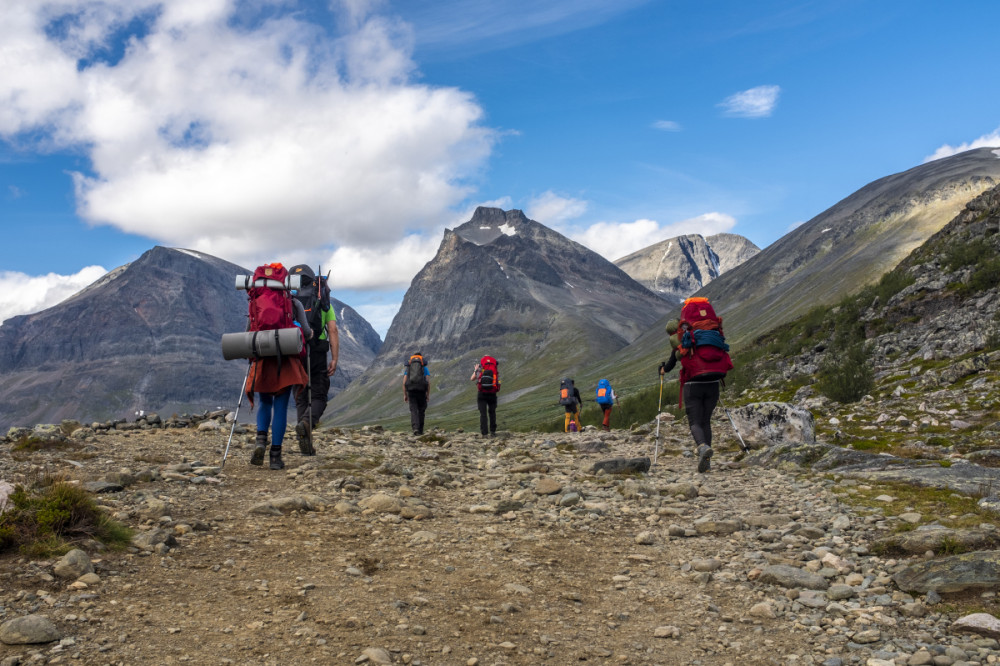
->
xmin=718 ymin=85 xmax=781 ymax=118
xmin=0 ymin=266 xmax=108 ymax=326
xmin=0 ymin=1 xmax=495 ymax=268
xmin=924 ymin=127 xmax=1000 ymax=162
xmin=525 ymin=191 xmax=588 ymax=225
xmin=352 ymin=301 xmax=402 ymax=338
xmin=571 ymin=212 xmax=737 ymax=261
xmin=652 ymin=120 xmax=681 ymax=131
xmin=326 ymin=234 xmax=444 ymax=290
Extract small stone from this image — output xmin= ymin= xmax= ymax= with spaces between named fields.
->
xmin=853 ymin=628 xmax=881 ymax=644
xmin=653 ymin=625 xmax=680 ymax=638
xmin=360 ymin=647 xmax=392 ymax=664
xmin=635 ymin=531 xmax=655 ymax=545
xmin=749 ymin=602 xmax=776 ymax=619
xmin=534 ymin=478 xmax=563 ymax=495
xmin=53 ymin=549 xmax=93 ymax=579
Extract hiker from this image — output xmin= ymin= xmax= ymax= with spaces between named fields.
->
xmin=559 ymin=378 xmax=582 ymax=432
xmin=402 ymin=353 xmax=430 ymax=435
xmin=244 ymin=263 xmax=311 ymax=471
xmin=595 ymin=378 xmax=618 ymax=431
xmin=659 ymin=297 xmax=733 ymax=473
xmin=289 ymin=264 xmax=340 ymax=455
xmin=470 ymin=355 xmax=500 ymax=436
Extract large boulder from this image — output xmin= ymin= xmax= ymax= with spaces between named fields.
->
xmin=894 ymin=551 xmax=1000 ymax=594
xmin=0 ymin=615 xmax=61 ymax=644
xmin=729 ymin=402 xmax=815 ymax=446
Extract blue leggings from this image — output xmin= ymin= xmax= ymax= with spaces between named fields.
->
xmin=256 ymin=388 xmax=291 ymax=448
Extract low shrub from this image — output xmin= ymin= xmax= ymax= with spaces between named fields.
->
xmin=816 ymin=342 xmax=874 ymax=403
xmin=0 ymin=482 xmax=132 ymax=556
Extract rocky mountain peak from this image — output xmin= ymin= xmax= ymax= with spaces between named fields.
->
xmin=614 ymin=233 xmax=760 ymax=304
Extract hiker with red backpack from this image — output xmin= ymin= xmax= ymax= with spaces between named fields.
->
xmin=470 ymin=355 xmax=501 ymax=437
xmin=242 ymin=263 xmax=310 ymax=470
xmin=659 ymin=297 xmax=734 ymax=473
xmin=402 ymin=353 xmax=430 ymax=435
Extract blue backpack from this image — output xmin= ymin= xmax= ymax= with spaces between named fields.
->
xmin=596 ymin=379 xmax=614 ymax=406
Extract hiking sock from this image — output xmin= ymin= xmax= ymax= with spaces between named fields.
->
xmin=250 ymin=431 xmax=267 ymax=466
xmin=269 ymin=446 xmax=285 ymax=470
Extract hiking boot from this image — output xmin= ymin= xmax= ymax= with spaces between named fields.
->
xmin=697 ymin=444 xmax=713 ymax=473
xmin=269 ymin=447 xmax=285 ymax=470
xmin=250 ymin=431 xmax=267 ymax=466
xmin=296 ymin=419 xmax=315 ymax=456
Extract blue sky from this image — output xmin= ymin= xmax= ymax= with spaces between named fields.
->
xmin=2 ymin=0 xmax=999 ymax=336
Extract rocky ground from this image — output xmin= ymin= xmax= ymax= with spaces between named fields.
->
xmin=4 ymin=415 xmax=1000 ymax=666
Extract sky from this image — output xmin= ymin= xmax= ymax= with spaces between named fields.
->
xmin=2 ymin=0 xmax=1000 ymax=337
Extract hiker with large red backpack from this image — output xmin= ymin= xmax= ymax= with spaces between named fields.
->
xmin=470 ymin=355 xmax=501 ymax=437
xmin=241 ymin=263 xmax=310 ymax=470
xmin=659 ymin=296 xmax=733 ymax=473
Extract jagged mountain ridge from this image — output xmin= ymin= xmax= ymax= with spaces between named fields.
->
xmin=698 ymin=147 xmax=1000 ymax=344
xmin=327 ymin=207 xmax=671 ymax=426
xmin=0 ymin=247 xmax=382 ymax=428
xmin=614 ymin=233 xmax=760 ymax=303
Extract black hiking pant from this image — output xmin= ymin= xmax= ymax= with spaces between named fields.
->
xmin=477 ymin=392 xmax=497 ymax=435
xmin=295 ymin=340 xmax=331 ymax=428
xmin=684 ymin=381 xmax=720 ymax=447
xmin=407 ymin=390 xmax=427 ymax=434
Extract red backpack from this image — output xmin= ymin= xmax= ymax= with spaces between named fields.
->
xmin=248 ymin=263 xmax=294 ymax=332
xmin=478 ymin=356 xmax=499 ymax=393
xmin=676 ymin=297 xmax=733 ymax=404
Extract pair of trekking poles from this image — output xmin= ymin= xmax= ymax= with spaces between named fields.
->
xmin=221 ymin=352 xmax=314 ymax=468
xmin=652 ymin=376 xmax=749 ymax=467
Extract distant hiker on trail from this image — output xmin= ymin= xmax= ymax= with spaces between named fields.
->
xmin=244 ymin=263 xmax=311 ymax=471
xmin=659 ymin=297 xmax=733 ymax=473
xmin=289 ymin=264 xmax=340 ymax=456
xmin=470 ymin=355 xmax=501 ymax=437
xmin=595 ymin=378 xmax=618 ymax=432
xmin=559 ymin=378 xmax=582 ymax=432
xmin=403 ymin=353 xmax=430 ymax=435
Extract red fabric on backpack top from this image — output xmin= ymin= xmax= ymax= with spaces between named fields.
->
xmin=248 ymin=263 xmax=294 ymax=332
xmin=679 ymin=296 xmax=722 ymax=333
xmin=480 ymin=356 xmax=498 ymax=371
xmin=478 ymin=356 xmax=499 ymax=393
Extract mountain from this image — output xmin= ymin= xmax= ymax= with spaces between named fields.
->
xmin=326 ymin=207 xmax=671 ymax=427
xmin=0 ymin=247 xmax=382 ymax=428
xmin=697 ymin=147 xmax=1000 ymax=345
xmin=614 ymin=233 xmax=760 ymax=303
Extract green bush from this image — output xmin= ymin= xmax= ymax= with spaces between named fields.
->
xmin=0 ymin=482 xmax=132 ymax=556
xmin=817 ymin=342 xmax=873 ymax=403
xmin=944 ymin=238 xmax=993 ymax=271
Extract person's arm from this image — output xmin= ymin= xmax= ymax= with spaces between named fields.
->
xmin=402 ymin=372 xmax=409 ymax=401
xmin=326 ymin=316 xmax=339 ymax=376
xmin=425 ymin=367 xmax=430 ymax=399
xmin=660 ymin=349 xmax=678 ymax=375
xmin=292 ymin=299 xmax=312 ymax=340
xmin=470 ymin=364 xmax=481 ymax=381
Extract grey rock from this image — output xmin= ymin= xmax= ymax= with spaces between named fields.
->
xmin=951 ymin=612 xmax=1000 ymax=639
xmin=895 ymin=551 xmax=1000 ymax=594
xmin=758 ymin=564 xmax=829 ymax=590
xmin=82 ymin=480 xmax=123 ymax=494
xmin=132 ymin=529 xmax=178 ymax=551
xmin=53 ymin=549 xmax=93 ymax=580
xmin=0 ymin=615 xmax=61 ymax=645
xmin=728 ymin=402 xmax=815 ymax=445
xmin=591 ymin=457 xmax=651 ymax=474
xmin=876 ymin=528 xmax=999 ymax=556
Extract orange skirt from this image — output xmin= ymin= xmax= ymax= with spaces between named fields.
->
xmin=244 ymin=356 xmax=307 ymax=406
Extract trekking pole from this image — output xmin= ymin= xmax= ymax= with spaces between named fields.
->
xmin=653 ymin=374 xmax=664 ymax=466
xmin=306 ymin=350 xmax=314 ymax=453
xmin=718 ymin=394 xmax=749 ymax=453
xmin=222 ymin=361 xmax=252 ymax=468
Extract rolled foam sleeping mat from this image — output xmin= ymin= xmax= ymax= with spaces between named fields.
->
xmin=221 ymin=328 xmax=302 ymax=360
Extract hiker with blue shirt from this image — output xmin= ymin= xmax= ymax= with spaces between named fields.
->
xmin=595 ymin=379 xmax=618 ymax=431
xmin=402 ymin=353 xmax=430 ymax=435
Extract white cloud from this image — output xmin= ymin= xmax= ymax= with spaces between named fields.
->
xmin=718 ymin=85 xmax=781 ymax=118
xmin=652 ymin=120 xmax=681 ymax=132
xmin=327 ymin=234 xmax=443 ymax=290
xmin=924 ymin=127 xmax=1000 ymax=162
xmin=352 ymin=302 xmax=402 ymax=338
xmin=525 ymin=191 xmax=588 ymax=225
xmin=571 ymin=212 xmax=737 ymax=261
xmin=0 ymin=266 xmax=108 ymax=326
xmin=0 ymin=1 xmax=495 ymax=268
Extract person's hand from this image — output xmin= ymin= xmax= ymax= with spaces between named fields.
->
xmin=403 ymin=393 xmax=409 ymax=403
xmin=658 ymin=362 xmax=666 ymax=375
xmin=327 ymin=358 xmax=337 ymax=376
